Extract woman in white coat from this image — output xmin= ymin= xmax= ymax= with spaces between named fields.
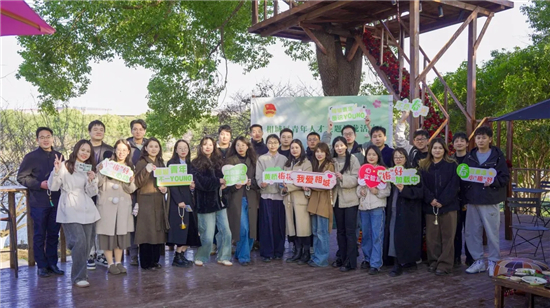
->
xmin=48 ymin=139 xmax=99 ymax=288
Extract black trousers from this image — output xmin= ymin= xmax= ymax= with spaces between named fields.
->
xmin=334 ymin=200 xmax=358 ymax=269
xmin=30 ymin=206 xmax=61 ymax=269
xmin=454 ymin=209 xmax=473 ymax=262
xmin=139 ymin=243 xmax=162 ymax=269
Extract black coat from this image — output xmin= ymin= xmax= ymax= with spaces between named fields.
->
xmin=127 ymin=137 xmax=147 ymax=166
xmin=463 ymin=146 xmax=510 ymax=205
xmin=17 ymin=147 xmax=62 ymax=208
xmin=252 ymin=139 xmax=268 ymax=156
xmin=384 ymin=182 xmax=424 ymax=264
xmin=451 ymin=153 xmax=469 ymax=207
xmin=420 ymin=160 xmax=460 ymax=214
xmin=192 ymin=164 xmax=225 ymax=214
xmin=166 ymin=158 xmax=200 ymax=246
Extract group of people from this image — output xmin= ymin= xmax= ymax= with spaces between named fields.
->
xmin=17 ymin=111 xmax=509 ymax=288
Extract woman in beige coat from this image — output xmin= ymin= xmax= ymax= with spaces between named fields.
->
xmin=134 ymin=137 xmax=169 ymax=270
xmin=96 ymin=139 xmax=137 ymax=275
xmin=283 ymin=139 xmax=313 ymax=265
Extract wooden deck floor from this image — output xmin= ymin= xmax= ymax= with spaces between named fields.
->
xmin=2 ymin=213 xmax=550 ymax=308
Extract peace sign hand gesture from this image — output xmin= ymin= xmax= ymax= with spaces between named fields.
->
xmin=54 ymin=154 xmax=63 ymax=173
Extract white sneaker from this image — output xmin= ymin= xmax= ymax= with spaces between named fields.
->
xmin=96 ymin=253 xmax=108 ymax=267
xmin=194 ymin=260 xmax=204 ymax=266
xmin=487 ymin=261 xmax=497 ymax=277
xmin=217 ymin=260 xmax=233 ymax=266
xmin=465 ymin=260 xmax=487 ymax=274
xmin=75 ymin=280 xmax=90 ymax=288
xmin=87 ymin=256 xmax=96 ymax=270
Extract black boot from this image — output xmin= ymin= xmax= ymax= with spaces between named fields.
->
xmin=172 ymin=252 xmax=186 ymax=267
xmin=297 ymin=246 xmax=311 ymax=265
xmin=286 ymin=244 xmax=302 ymax=263
xmin=389 ymin=263 xmax=403 ymax=277
xmin=180 ymin=252 xmax=192 ymax=268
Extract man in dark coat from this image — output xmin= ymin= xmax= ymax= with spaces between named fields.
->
xmin=250 ymin=124 xmax=268 ymax=156
xmin=17 ymin=127 xmax=64 ymax=277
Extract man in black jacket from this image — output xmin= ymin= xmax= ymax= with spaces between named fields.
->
xmin=463 ymin=126 xmax=510 ymax=277
xmin=305 ymin=132 xmax=320 ymax=161
xmin=250 ymin=124 xmax=268 ymax=156
xmin=17 ymin=127 xmax=64 ymax=277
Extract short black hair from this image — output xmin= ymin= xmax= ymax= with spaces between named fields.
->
xmin=88 ymin=120 xmax=106 ymax=132
xmin=307 ymin=132 xmax=320 ymax=139
xmin=265 ymin=134 xmax=280 ymax=144
xmin=218 ymin=124 xmax=232 ymax=135
xmin=130 ymin=119 xmax=147 ymax=130
xmin=341 ymin=125 xmax=356 ymax=134
xmin=370 ymin=126 xmax=386 ymax=137
xmin=249 ymin=124 xmax=263 ymax=131
xmin=474 ymin=126 xmax=493 ymax=138
xmin=452 ymin=132 xmax=469 ymax=143
xmin=413 ymin=129 xmax=430 ymax=139
xmin=36 ymin=127 xmax=53 ymax=138
xmin=280 ymin=128 xmax=293 ymax=137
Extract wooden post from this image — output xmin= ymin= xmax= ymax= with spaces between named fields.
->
xmin=8 ymin=192 xmax=18 ymax=270
xmin=496 ymin=121 xmax=502 ymax=148
xmin=398 ymin=25 xmax=404 ymax=96
xmin=252 ymin=0 xmax=258 ymax=25
xmin=409 ymin=0 xmax=420 ymax=141
xmin=274 ymin=0 xmax=278 ymax=16
xmin=444 ymin=88 xmax=449 ymax=144
xmin=264 ymin=0 xmax=267 ymax=20
xmin=380 ymin=28 xmax=384 ymax=65
xmin=505 ymin=120 xmax=513 ymax=240
xmin=26 ymin=190 xmax=35 ymax=266
xmin=466 ymin=10 xmax=478 ymax=138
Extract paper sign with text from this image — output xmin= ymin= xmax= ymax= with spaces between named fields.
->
xmin=378 ymin=166 xmax=420 ymax=185
xmin=395 ymin=98 xmax=429 ymax=117
xmin=75 ymin=161 xmax=92 ymax=172
xmin=456 ymin=163 xmax=496 ymax=184
xmin=222 ymin=164 xmax=248 ymax=186
xmin=358 ymin=164 xmax=386 ymax=188
xmin=289 ymin=171 xmax=337 ymax=189
xmin=329 ymin=104 xmax=371 ymax=123
xmin=153 ymin=164 xmax=193 ymax=186
xmin=262 ymin=167 xmax=291 ymax=184
xmin=99 ymin=159 xmax=134 ymax=183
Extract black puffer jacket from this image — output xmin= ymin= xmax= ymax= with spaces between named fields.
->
xmin=463 ymin=146 xmax=510 ymax=205
xmin=420 ymin=160 xmax=460 ymax=214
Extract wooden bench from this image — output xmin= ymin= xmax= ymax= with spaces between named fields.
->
xmin=493 ymin=277 xmax=550 ymax=308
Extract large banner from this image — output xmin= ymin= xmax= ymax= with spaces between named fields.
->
xmin=250 ymin=96 xmax=393 ymax=146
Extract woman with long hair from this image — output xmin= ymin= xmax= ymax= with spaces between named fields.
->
xmin=192 ymin=136 xmax=232 ymax=266
xmin=167 ymin=140 xmax=200 ymax=268
xmin=307 ymin=142 xmax=335 ymax=267
xmin=48 ymin=139 xmax=99 ymax=287
xmin=385 ymin=148 xmax=423 ymax=277
xmin=255 ymin=134 xmax=288 ymax=262
xmin=331 ymin=136 xmax=360 ymax=272
xmin=96 ymin=139 xmax=137 ymax=275
xmin=134 ymin=137 xmax=169 ymax=270
xmin=225 ymin=136 xmax=260 ymax=266
xmin=283 ymin=139 xmax=313 ymax=265
xmin=419 ymin=138 xmax=460 ymax=276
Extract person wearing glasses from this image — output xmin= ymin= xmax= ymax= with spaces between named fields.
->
xmin=305 ymin=132 xmax=321 ymax=161
xmin=322 ymin=124 xmax=366 ymax=163
xmin=394 ymin=111 xmax=430 ymax=168
xmin=17 ymin=127 xmax=65 ymax=278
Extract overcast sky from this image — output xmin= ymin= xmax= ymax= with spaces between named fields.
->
xmin=0 ymin=1 xmax=533 ymax=115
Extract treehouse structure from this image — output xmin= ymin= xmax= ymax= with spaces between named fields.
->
xmin=249 ymin=0 xmax=515 ymax=238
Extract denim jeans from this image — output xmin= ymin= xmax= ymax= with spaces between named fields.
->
xmin=235 ymin=197 xmax=253 ymax=263
xmin=360 ymin=207 xmax=385 ymax=269
xmin=310 ymin=214 xmax=330 ymax=267
xmin=196 ymin=209 xmax=232 ymax=263
xmin=63 ymin=223 xmax=94 ymax=284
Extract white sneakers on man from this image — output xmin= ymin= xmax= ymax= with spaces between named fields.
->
xmin=75 ymin=280 xmax=90 ymax=288
xmin=487 ymin=261 xmax=497 ymax=277
xmin=465 ymin=260 xmax=487 ymax=274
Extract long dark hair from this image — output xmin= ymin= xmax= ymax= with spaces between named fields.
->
xmin=419 ymin=137 xmax=455 ymax=171
xmin=311 ymin=142 xmax=332 ymax=172
xmin=393 ymin=147 xmax=411 ymax=168
xmin=65 ymin=139 xmax=97 ymax=174
xmin=170 ymin=139 xmax=191 ymax=165
xmin=284 ymin=139 xmax=307 ymax=168
xmin=192 ymin=136 xmax=222 ymax=172
xmin=228 ymin=136 xmax=257 ymax=166
xmin=363 ymin=145 xmax=387 ymax=167
xmin=111 ymin=139 xmax=134 ymax=169
xmin=332 ymin=136 xmax=351 ymax=173
xmin=140 ymin=137 xmax=164 ymax=164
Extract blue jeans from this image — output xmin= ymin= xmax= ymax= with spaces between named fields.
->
xmin=235 ymin=197 xmax=254 ymax=263
xmin=196 ymin=209 xmax=232 ymax=263
xmin=360 ymin=207 xmax=385 ymax=269
xmin=310 ymin=214 xmax=330 ymax=267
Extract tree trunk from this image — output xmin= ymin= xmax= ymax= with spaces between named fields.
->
xmin=313 ymin=30 xmax=362 ymax=96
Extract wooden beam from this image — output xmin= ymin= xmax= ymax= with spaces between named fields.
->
xmin=505 ymin=120 xmax=513 ymax=240
xmin=258 ymin=1 xmax=353 ymax=37
xmin=264 ymin=0 xmax=267 ymax=20
xmin=324 ymin=24 xmax=353 ymax=37
xmin=432 ymin=0 xmax=492 ymax=16
xmin=252 ymin=0 xmax=258 ymax=25
xmin=355 ymin=34 xmax=399 ymax=101
xmin=380 ymin=20 xmax=410 ymax=63
xmin=346 ymin=40 xmax=360 ymax=62
xmin=249 ymin=1 xmax=319 ymax=33
xmin=409 ymin=0 xmax=420 ymax=138
xmin=415 ymin=8 xmax=478 ymax=85
xmin=474 ymin=12 xmax=494 ymax=50
xmin=301 ymin=26 xmax=327 ymax=55
xmin=274 ymin=0 xmax=278 ymax=16
xmin=467 ymin=11 xmax=477 ymax=137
